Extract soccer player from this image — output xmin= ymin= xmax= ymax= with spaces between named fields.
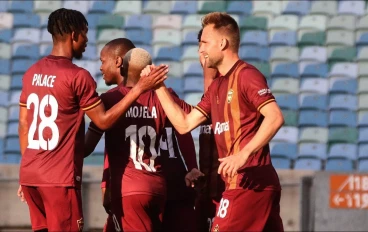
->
xmin=195 ymin=29 xmax=226 ymax=232
xmin=17 ymin=9 xmax=168 ymax=232
xmin=85 ymin=39 xmax=199 ymax=232
xmin=86 ymin=48 xmax=194 ymax=231
xmin=138 ymin=12 xmax=285 ymax=232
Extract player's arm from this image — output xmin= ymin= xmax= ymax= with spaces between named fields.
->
xmin=18 ymin=106 xmax=28 ymax=156
xmin=155 ymin=85 xmax=206 ymax=134
xmin=84 ymin=123 xmax=103 ymax=158
xmin=101 ymin=152 xmax=111 ymax=214
xmin=83 ymin=65 xmax=168 ymax=130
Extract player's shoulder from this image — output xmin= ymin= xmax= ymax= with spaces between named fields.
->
xmin=238 ymin=61 xmax=265 ymax=80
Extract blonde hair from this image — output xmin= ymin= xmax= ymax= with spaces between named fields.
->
xmin=202 ymin=12 xmax=240 ymax=51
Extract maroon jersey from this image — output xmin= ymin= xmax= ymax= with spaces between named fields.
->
xmin=90 ymin=84 xmax=192 ymax=199
xmin=196 ymin=60 xmax=281 ymax=191
xmin=19 ymin=55 xmax=101 ymax=188
xmin=198 ymin=123 xmax=225 ymax=200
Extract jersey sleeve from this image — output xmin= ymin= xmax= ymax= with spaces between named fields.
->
xmin=195 ymin=84 xmax=213 ymax=119
xmin=174 ymin=129 xmax=198 ymax=171
xmin=240 ymin=68 xmax=275 ymax=111
xmin=87 ymin=92 xmax=112 ymax=134
xmin=101 ymin=151 xmax=110 ymax=189
xmin=73 ymin=69 xmax=101 ymax=111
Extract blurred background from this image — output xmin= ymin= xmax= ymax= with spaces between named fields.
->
xmin=0 ymin=0 xmax=368 ymax=231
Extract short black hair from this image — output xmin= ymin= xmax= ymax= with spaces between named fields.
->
xmin=105 ymin=38 xmax=136 ymax=57
xmin=198 ymin=29 xmax=203 ymax=42
xmin=47 ymin=8 xmax=88 ymax=37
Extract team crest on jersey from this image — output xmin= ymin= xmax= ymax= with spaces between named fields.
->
xmin=213 ymin=224 xmax=220 ymax=232
xmin=77 ymin=218 xmax=84 ymax=231
xmin=227 ymin=89 xmax=234 ymax=103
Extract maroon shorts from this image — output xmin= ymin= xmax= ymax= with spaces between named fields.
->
xmin=111 ymin=194 xmax=165 ymax=232
xmin=22 ymin=185 xmax=83 ymax=232
xmin=211 ymin=189 xmax=284 ymax=232
xmin=162 ymin=200 xmax=196 ymax=232
xmin=195 ymin=194 xmax=220 ymax=232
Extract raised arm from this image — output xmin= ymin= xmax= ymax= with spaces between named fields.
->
xmin=86 ymin=65 xmax=168 ymax=130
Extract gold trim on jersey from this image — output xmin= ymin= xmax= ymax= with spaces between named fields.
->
xmin=82 ymin=99 xmax=101 ymax=111
xmin=257 ymin=99 xmax=275 ymax=112
xmin=194 ymin=106 xmax=209 ymax=119
xmin=19 ymin=102 xmax=26 ymax=107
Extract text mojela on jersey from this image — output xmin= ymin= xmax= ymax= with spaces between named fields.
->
xmin=32 ymin=74 xmax=56 ymax=87
xmin=126 ymin=106 xmax=158 ymax=118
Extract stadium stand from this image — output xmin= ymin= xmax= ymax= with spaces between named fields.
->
xmin=0 ymin=0 xmax=367 ymax=171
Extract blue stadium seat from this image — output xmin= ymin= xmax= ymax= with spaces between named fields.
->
xmin=183 ymin=77 xmax=203 ymax=93
xmin=154 ymin=46 xmax=182 ymax=62
xmin=271 ymin=157 xmax=291 ymax=169
xmin=329 ymin=78 xmax=357 ymax=94
xmin=12 ymin=43 xmax=39 ymax=60
xmin=359 ymin=128 xmax=368 ymax=143
xmin=241 ymin=31 xmax=268 ymax=46
xmin=0 ymin=154 xmax=21 ymax=164
xmin=13 ymin=13 xmax=40 ymax=28
xmin=170 ymin=1 xmax=197 ymax=14
xmin=0 ymin=90 xmax=8 ymax=107
xmin=299 ymin=94 xmax=328 ymax=110
xmin=282 ymin=0 xmax=311 ymax=15
xmin=143 ymin=1 xmax=171 ymax=15
xmin=86 ymin=13 xmax=103 ymax=29
xmin=138 ymin=45 xmax=153 ymax=57
xmin=329 ymin=110 xmax=357 ymax=127
xmin=298 ymin=143 xmax=327 ymax=159
xmin=358 ymin=159 xmax=368 ymax=172
xmin=0 ymin=29 xmax=12 ymax=43
xmin=294 ymin=158 xmax=322 ymax=170
xmin=125 ymin=14 xmax=152 ymax=30
xmin=113 ymin=1 xmax=142 ymax=16
xmin=9 ymin=91 xmax=21 ymax=106
xmin=166 ymin=78 xmax=183 ymax=95
xmin=269 ymin=31 xmax=297 ymax=46
xmin=300 ymin=62 xmax=328 ymax=78
xmin=239 ymin=46 xmax=270 ymax=62
xmin=181 ymin=46 xmax=198 ymax=62
xmin=356 ymin=32 xmax=368 ymax=46
xmin=0 ymin=1 xmax=7 ymax=12
xmin=272 ymin=126 xmax=298 ymax=143
xmin=271 ymin=62 xmax=299 ymax=78
xmin=184 ymin=92 xmax=202 ymax=106
xmin=183 ymin=62 xmax=202 ymax=77
xmin=338 ymin=0 xmax=366 ymax=16
xmin=299 ymin=110 xmax=328 ymax=127
xmin=63 ymin=1 xmax=89 ymax=15
xmin=0 ymin=106 xmax=7 ymax=123
xmin=274 ymin=94 xmax=299 ymax=110
xmin=0 ymin=59 xmax=10 ymax=75
xmin=227 ymin=1 xmax=252 ymax=15
xmin=358 ymin=144 xmax=368 ymax=159
xmin=7 ymin=122 xmax=18 ymax=137
xmin=126 ymin=29 xmax=152 ymax=46
xmin=8 ymin=0 xmax=33 ymax=13
xmin=300 ymin=47 xmax=327 ymax=63
xmin=153 ymin=15 xmax=182 ymax=30
xmin=358 ymin=111 xmax=368 ymax=127
xmin=8 ymin=105 xmax=19 ymax=122
xmin=269 ymin=142 xmax=298 ymax=159
xmin=329 ymin=94 xmax=358 ymax=111
xmin=82 ymin=45 xmax=97 ymax=61
xmin=325 ymin=158 xmax=354 ymax=172
xmin=299 ymin=78 xmax=328 ymax=94
xmin=270 ymin=46 xmax=299 ymax=62
xmin=40 ymin=28 xmax=52 ymax=44
xmin=39 ymin=44 xmax=52 ymax=57
xmin=12 ymin=28 xmax=40 ymax=44
xmin=182 ymin=30 xmax=200 ymax=47
xmin=11 ymin=59 xmax=36 ymax=75
xmin=329 ymin=144 xmax=357 ymax=160
xmin=88 ymin=1 xmax=115 ymax=14
xmin=329 ymin=127 xmax=358 ymax=144
xmin=329 ymin=63 xmax=358 ymax=79
xmin=5 ymin=137 xmax=20 ymax=154
xmin=10 ymin=74 xmax=22 ymax=91
xmin=299 ymin=127 xmax=329 ymax=143
xmin=270 ymin=78 xmax=299 ymax=94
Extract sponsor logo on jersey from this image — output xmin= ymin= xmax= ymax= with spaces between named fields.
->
xmin=213 ymin=224 xmax=220 ymax=232
xmin=214 ymin=121 xmax=229 ymax=135
xmin=200 ymin=125 xmax=212 ymax=134
xmin=258 ymin=88 xmax=271 ymax=96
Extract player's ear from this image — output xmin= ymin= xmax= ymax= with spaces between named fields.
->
xmin=71 ymin=31 xmax=78 ymax=42
xmin=220 ymin=38 xmax=228 ymax=51
xmin=116 ymin=56 xmax=123 ymax=68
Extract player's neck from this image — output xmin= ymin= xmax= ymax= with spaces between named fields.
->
xmin=50 ymin=43 xmax=73 ymax=59
xmin=217 ymin=52 xmax=240 ymax=76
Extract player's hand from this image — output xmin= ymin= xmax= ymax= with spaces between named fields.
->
xmin=140 ymin=64 xmax=155 ymax=77
xmin=17 ymin=185 xmax=26 ymax=203
xmin=136 ymin=64 xmax=168 ymax=92
xmin=185 ymin=168 xmax=205 ymax=188
xmin=218 ymin=153 xmax=249 ymax=178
